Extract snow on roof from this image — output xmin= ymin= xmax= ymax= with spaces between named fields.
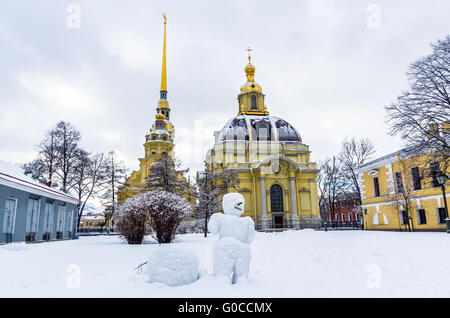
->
xmin=218 ymin=114 xmax=302 ymax=142
xmin=0 ymin=160 xmax=79 ymax=204
xmin=81 ymin=215 xmax=105 ymax=220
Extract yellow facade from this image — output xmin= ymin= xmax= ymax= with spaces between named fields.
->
xmin=357 ymin=150 xmax=449 ymax=231
xmin=206 ymin=53 xmax=321 ymax=230
xmin=79 ymin=213 xmax=106 ymax=228
xmin=117 ymin=15 xmax=193 ymax=203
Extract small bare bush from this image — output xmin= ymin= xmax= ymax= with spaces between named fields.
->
xmin=114 ymin=190 xmax=192 ymax=244
xmin=113 ymin=196 xmax=151 ymax=244
xmin=146 ymin=190 xmax=193 ymax=243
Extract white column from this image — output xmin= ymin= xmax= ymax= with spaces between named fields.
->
xmin=290 ymin=177 xmax=298 ymax=219
xmin=259 ymin=177 xmax=268 ymax=219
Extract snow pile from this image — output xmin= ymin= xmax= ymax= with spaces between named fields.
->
xmin=1 ymin=242 xmax=27 ymax=251
xmin=2 ymin=231 xmax=450 ymax=297
xmin=146 ymin=245 xmax=200 ymax=287
xmin=208 ymin=193 xmax=255 ymax=283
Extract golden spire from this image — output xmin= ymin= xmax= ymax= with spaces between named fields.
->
xmin=160 ymin=13 xmax=167 ymax=92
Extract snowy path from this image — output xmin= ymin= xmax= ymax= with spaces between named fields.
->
xmin=1 ymin=230 xmax=450 ymax=297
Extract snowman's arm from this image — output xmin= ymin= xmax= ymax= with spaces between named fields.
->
xmin=244 ymin=217 xmax=255 ymax=243
xmin=208 ymin=212 xmax=223 ymax=235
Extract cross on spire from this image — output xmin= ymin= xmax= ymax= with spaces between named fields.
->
xmin=246 ymin=46 xmax=253 ymax=63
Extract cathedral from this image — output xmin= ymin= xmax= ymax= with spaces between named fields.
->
xmin=205 ymin=51 xmax=321 ymax=230
xmin=117 ymin=15 xmax=191 ymax=203
xmin=117 ymin=15 xmax=321 ymax=230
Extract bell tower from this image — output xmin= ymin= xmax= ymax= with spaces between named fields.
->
xmin=237 ymin=47 xmax=269 ymax=116
xmin=143 ymin=13 xmax=175 ymax=162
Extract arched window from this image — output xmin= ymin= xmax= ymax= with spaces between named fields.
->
xmin=270 ymin=184 xmax=284 ymax=212
xmin=251 ymin=95 xmax=257 ymax=109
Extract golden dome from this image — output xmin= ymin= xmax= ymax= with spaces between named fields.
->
xmin=241 ymin=54 xmax=262 ymax=93
xmin=241 ymin=81 xmax=263 ymax=93
xmin=244 ymin=54 xmax=256 ymax=82
xmin=245 ymin=63 xmax=255 ymax=81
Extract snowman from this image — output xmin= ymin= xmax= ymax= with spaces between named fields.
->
xmin=208 ymin=192 xmax=255 ymax=284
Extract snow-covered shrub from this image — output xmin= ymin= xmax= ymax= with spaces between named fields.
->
xmin=113 ymin=196 xmax=152 ymax=244
xmin=146 ymin=245 xmax=199 ymax=286
xmin=114 ymin=190 xmax=192 ymax=244
xmin=145 ymin=190 xmax=192 ymax=243
xmin=177 ymin=219 xmax=205 ymax=234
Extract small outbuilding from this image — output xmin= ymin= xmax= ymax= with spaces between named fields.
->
xmin=0 ymin=160 xmax=79 ymax=244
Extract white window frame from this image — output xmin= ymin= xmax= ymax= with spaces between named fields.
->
xmin=26 ymin=198 xmax=40 ymax=234
xmin=66 ymin=208 xmax=74 ymax=233
xmin=56 ymin=205 xmax=66 ymax=233
xmin=43 ymin=202 xmax=54 ymax=233
xmin=2 ymin=197 xmax=18 ymax=234
xmin=341 ymin=213 xmax=346 ymax=222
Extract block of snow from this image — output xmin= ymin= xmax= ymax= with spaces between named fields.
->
xmin=146 ymin=245 xmax=199 ymax=287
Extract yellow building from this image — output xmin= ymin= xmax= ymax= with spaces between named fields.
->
xmin=357 ymin=148 xmax=449 ymax=231
xmin=117 ymin=15 xmax=192 ymax=203
xmin=205 ymin=52 xmax=321 ymax=230
xmin=79 ymin=213 xmax=106 ymax=228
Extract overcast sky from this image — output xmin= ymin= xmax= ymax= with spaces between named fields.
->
xmin=1 ymin=0 xmax=450 ymax=179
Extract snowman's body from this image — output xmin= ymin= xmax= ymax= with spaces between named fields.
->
xmin=208 ymin=193 xmax=255 ymax=283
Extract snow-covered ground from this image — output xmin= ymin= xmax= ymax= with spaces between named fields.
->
xmin=1 ymin=230 xmax=450 ymax=297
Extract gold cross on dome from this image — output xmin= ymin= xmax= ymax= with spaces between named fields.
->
xmin=246 ymin=46 xmax=253 ymax=62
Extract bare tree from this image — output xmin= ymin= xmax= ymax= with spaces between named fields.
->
xmin=196 ymin=165 xmax=240 ymax=237
xmin=72 ymin=151 xmax=109 ymax=227
xmin=317 ymin=156 xmax=349 ymax=222
xmin=384 ymin=156 xmax=420 ymax=232
xmin=54 ymin=121 xmax=81 ymax=193
xmin=338 ymin=137 xmax=376 ymax=205
xmin=100 ymin=151 xmax=127 ymax=217
xmin=23 ymin=120 xmax=118 ymax=229
xmin=25 ymin=121 xmax=82 ymax=193
xmin=145 ymin=154 xmax=193 ymax=198
xmin=23 ymin=129 xmax=59 ymax=185
xmin=386 ymin=36 xmax=450 ymax=172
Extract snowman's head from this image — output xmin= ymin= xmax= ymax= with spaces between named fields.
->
xmin=222 ymin=192 xmax=245 ymax=216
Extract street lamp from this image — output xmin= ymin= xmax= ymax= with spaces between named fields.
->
xmin=436 ymin=173 xmax=449 ymax=233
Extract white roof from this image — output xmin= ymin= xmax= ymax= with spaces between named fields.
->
xmin=81 ymin=215 xmax=105 ymax=220
xmin=0 ymin=160 xmax=79 ymax=205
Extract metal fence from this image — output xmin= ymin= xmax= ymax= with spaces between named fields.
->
xmin=322 ymin=221 xmax=363 ymax=230
xmin=76 ymin=227 xmax=118 ymax=236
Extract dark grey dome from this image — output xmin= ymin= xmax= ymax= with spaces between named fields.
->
xmin=218 ymin=115 xmax=302 ymax=142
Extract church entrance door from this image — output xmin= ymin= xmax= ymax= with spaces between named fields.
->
xmin=273 ymin=215 xmax=284 ymax=228
xmin=270 ymin=184 xmax=284 ymax=228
